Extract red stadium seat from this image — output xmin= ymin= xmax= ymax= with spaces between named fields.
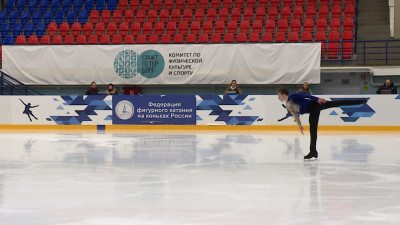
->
xmin=190 ymin=21 xmax=201 ymax=34
xmin=52 ymin=35 xmax=63 ymax=44
xmin=94 ymin=22 xmax=105 ymax=36
xmin=214 ymin=21 xmax=225 ymax=34
xmin=88 ymin=35 xmax=98 ymax=44
xmin=141 ymin=0 xmax=151 ymax=10
xmin=234 ymin=0 xmax=244 ymax=8
xmin=268 ymin=7 xmax=278 ymax=21
xmin=183 ymin=9 xmax=193 ymax=21
xmin=328 ymin=31 xmax=340 ymax=41
xmin=331 ymin=5 xmax=342 ymax=18
xmin=153 ymin=0 xmax=163 ymax=9
xmin=119 ymin=22 xmax=129 ymax=36
xmin=262 ymin=32 xmax=273 ymax=42
xmin=147 ymin=10 xmax=158 ymax=22
xmin=211 ymin=33 xmax=222 ymax=43
xmin=265 ymin=19 xmax=276 ymax=33
xmin=251 ymin=20 xmax=263 ymax=33
xmin=342 ymin=31 xmax=354 ymax=41
xmin=288 ymin=32 xmax=299 ymax=42
xmin=344 ymin=5 xmax=355 ymax=18
xmin=202 ymin=21 xmax=213 ymax=34
xmin=47 ymin=22 xmax=58 ymax=36
xmin=112 ymin=10 xmax=123 ymax=23
xmin=124 ymin=35 xmax=135 ymax=44
xmin=107 ymin=22 xmax=117 ymax=36
xmin=301 ymin=31 xmax=313 ymax=42
xmin=148 ymin=34 xmax=159 ymax=44
xmin=100 ymin=35 xmax=110 ymax=44
xmin=15 ymin=35 xmax=27 ymax=44
xmin=236 ymin=33 xmax=247 ymax=43
xmin=176 ymin=0 xmax=186 ymax=9
xmin=130 ymin=22 xmax=141 ymax=36
xmin=270 ymin=0 xmax=280 ymax=7
xmin=223 ymin=33 xmax=234 ymax=43
xmin=316 ymin=18 xmax=327 ymax=32
xmin=218 ymin=8 xmax=229 ymax=21
xmin=198 ymin=34 xmax=209 ymax=43
xmin=277 ymin=19 xmax=289 ymax=33
xmin=243 ymin=7 xmax=254 ymax=21
xmin=315 ymin=31 xmax=326 ymax=41
xmin=231 ymin=8 xmax=241 ymax=21
xmin=124 ymin=10 xmax=134 ymax=23
xmin=290 ymin=19 xmax=301 ymax=33
xmin=293 ymin=6 xmax=303 ymax=19
xmin=186 ymin=34 xmax=197 ymax=43
xmin=89 ymin=10 xmax=99 ymax=23
xmin=136 ymin=34 xmax=147 ymax=44
xmin=118 ymin=0 xmax=128 ymax=11
xmin=342 ymin=42 xmax=353 ymax=59
xmin=306 ymin=6 xmax=316 ymax=19
xmin=155 ymin=21 xmax=166 ymax=35
xmin=343 ymin=17 xmax=354 ymax=31
xmin=112 ymin=34 xmax=122 ymax=44
xmin=206 ymin=8 xmax=217 ymax=21
xmin=194 ymin=8 xmax=205 ymax=22
xmin=142 ymin=22 xmax=153 ymax=35
xmin=187 ymin=0 xmax=197 ymax=9
xmin=303 ymin=18 xmax=314 ymax=32
xmin=129 ymin=0 xmax=139 ymax=11
xmin=318 ymin=5 xmax=329 ymax=19
xmin=164 ymin=0 xmax=174 ymax=9
xmin=161 ymin=34 xmax=171 ymax=43
xmin=222 ymin=0 xmax=232 ymax=8
xmin=280 ymin=6 xmax=291 ymax=20
xmin=249 ymin=33 xmax=259 ymax=42
xmin=83 ymin=23 xmax=93 ymax=36
xmin=210 ymin=0 xmax=221 ymax=8
xmin=239 ymin=20 xmax=250 ymax=33
xmin=255 ymin=7 xmax=266 ymax=21
xmin=198 ymin=0 xmax=209 ymax=9
xmin=166 ymin=21 xmax=177 ymax=35
xmin=330 ymin=18 xmax=341 ymax=32
xmin=59 ymin=22 xmax=70 ymax=36
xmin=327 ymin=42 xmax=339 ymax=59
xmin=275 ymin=32 xmax=286 ymax=42
xmin=227 ymin=21 xmax=238 ymax=33
xmin=76 ymin=35 xmax=87 ymax=44
xmin=173 ymin=34 xmax=184 ymax=43
xmin=40 ymin=35 xmax=51 ymax=44
xmin=171 ymin=9 xmax=182 ymax=22
xmin=64 ymin=35 xmax=75 ymax=44
xmin=135 ymin=10 xmax=146 ymax=23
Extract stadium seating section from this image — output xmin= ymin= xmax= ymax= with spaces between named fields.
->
xmin=0 ymin=0 xmax=357 ymax=60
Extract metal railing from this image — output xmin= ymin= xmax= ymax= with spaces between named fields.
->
xmin=321 ymin=39 xmax=400 ymax=66
xmin=0 ymin=70 xmax=42 ymax=95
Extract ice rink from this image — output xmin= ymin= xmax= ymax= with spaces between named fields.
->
xmin=0 ymin=130 xmax=400 ymax=225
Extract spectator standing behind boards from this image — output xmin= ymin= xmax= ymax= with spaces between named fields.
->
xmin=225 ymin=80 xmax=242 ymax=94
xmin=297 ymin=82 xmax=313 ymax=94
xmin=85 ymin=82 xmax=99 ymax=95
xmin=376 ymin=78 xmax=397 ymax=94
xmin=106 ymin=83 xmax=117 ymax=95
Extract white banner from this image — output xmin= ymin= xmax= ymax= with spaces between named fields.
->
xmin=2 ymin=44 xmax=321 ymax=85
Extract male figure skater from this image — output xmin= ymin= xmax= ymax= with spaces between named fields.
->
xmin=276 ymin=88 xmax=367 ymax=160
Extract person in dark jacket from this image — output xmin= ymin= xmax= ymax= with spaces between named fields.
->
xmin=85 ymin=82 xmax=99 ymax=95
xmin=376 ymin=78 xmax=397 ymax=94
xmin=277 ymin=87 xmax=368 ymax=160
xmin=225 ymin=80 xmax=242 ymax=94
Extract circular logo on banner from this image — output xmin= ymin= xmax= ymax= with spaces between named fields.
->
xmin=114 ymin=50 xmax=164 ymax=79
xmin=138 ymin=50 xmax=165 ymax=79
xmin=114 ymin=50 xmax=139 ymax=79
xmin=115 ymin=100 xmax=134 ymax=120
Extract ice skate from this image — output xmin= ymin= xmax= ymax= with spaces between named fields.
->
xmin=304 ymin=151 xmax=318 ymax=160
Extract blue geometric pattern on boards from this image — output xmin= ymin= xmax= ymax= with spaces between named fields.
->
xmin=51 ymin=95 xmax=112 ymax=125
xmin=330 ymin=98 xmax=375 ymax=122
xmin=196 ymin=95 xmax=262 ymax=125
xmin=395 ymin=95 xmax=400 ymax=99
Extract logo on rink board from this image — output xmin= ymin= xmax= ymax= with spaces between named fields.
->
xmin=115 ymin=100 xmax=134 ymax=120
xmin=114 ymin=50 xmax=164 ymax=80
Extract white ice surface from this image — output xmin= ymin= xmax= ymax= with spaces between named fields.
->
xmin=0 ymin=131 xmax=399 ymax=225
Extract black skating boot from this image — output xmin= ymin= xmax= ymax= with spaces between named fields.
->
xmin=304 ymin=151 xmax=318 ymax=160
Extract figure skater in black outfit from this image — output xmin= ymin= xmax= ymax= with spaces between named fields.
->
xmin=19 ymin=98 xmax=39 ymax=122
xmin=276 ymin=88 xmax=368 ymax=160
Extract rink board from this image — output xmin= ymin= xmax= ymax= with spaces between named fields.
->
xmin=0 ymin=94 xmax=398 ymax=130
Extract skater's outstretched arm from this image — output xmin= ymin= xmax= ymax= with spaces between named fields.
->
xmin=286 ymin=102 xmax=304 ymax=135
xmin=19 ymin=98 xmax=27 ymax=106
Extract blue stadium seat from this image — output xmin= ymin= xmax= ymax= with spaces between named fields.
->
xmin=51 ymin=0 xmax=61 ymax=11
xmin=62 ymin=0 xmax=72 ymax=11
xmin=24 ymin=23 xmax=35 ymax=36
xmin=43 ymin=11 xmax=53 ymax=23
xmin=4 ymin=35 xmax=15 ymax=45
xmin=16 ymin=0 xmax=27 ymax=11
xmin=8 ymin=11 xmax=19 ymax=23
xmin=28 ymin=0 xmax=38 ymax=11
xmin=5 ymin=0 xmax=15 ymax=10
xmin=73 ymin=0 xmax=83 ymax=11
xmin=39 ymin=0 xmax=49 ymax=10
xmin=12 ymin=23 xmax=23 ymax=36
xmin=0 ymin=36 xmax=2 ymax=45
xmin=78 ymin=10 xmax=88 ymax=24
xmin=96 ymin=0 xmax=105 ymax=10
xmin=20 ymin=11 xmax=31 ymax=23
xmin=66 ymin=11 xmax=76 ymax=24
xmin=35 ymin=23 xmax=46 ymax=37
xmin=32 ymin=11 xmax=42 ymax=24
xmin=0 ymin=11 xmax=7 ymax=23
xmin=84 ymin=0 xmax=95 ymax=10
xmin=107 ymin=0 xmax=117 ymax=11
xmin=55 ymin=11 xmax=65 ymax=24
xmin=1 ymin=23 xmax=11 ymax=36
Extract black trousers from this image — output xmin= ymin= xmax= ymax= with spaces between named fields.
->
xmin=305 ymin=99 xmax=365 ymax=153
